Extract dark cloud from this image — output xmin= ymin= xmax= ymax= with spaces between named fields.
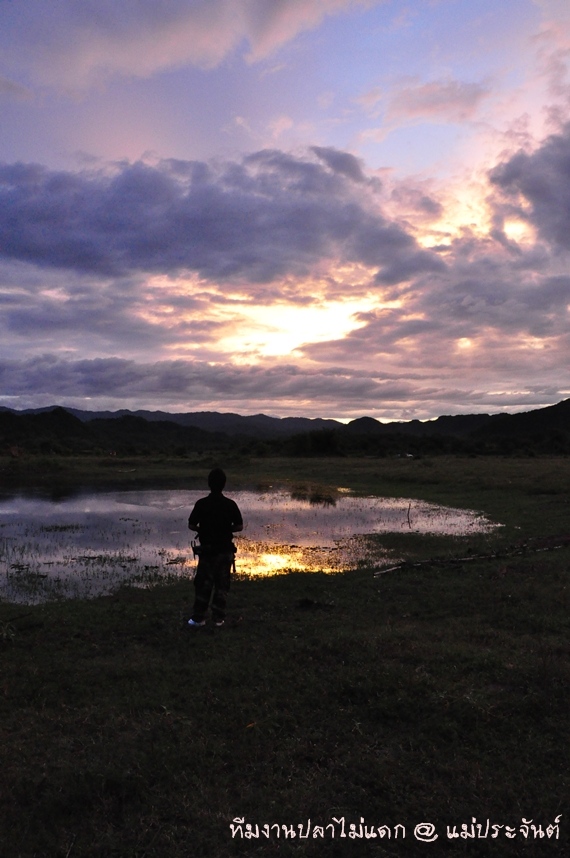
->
xmin=1 ymin=354 xmax=566 ymax=421
xmin=374 ymin=248 xmax=446 ymax=285
xmin=490 ymin=123 xmax=570 ymax=250
xmin=0 ymin=150 xmax=444 ymax=287
xmin=0 ymin=355 xmax=397 ymax=405
xmin=310 ymin=146 xmax=366 ymax=182
xmin=389 ymin=185 xmax=443 ymax=219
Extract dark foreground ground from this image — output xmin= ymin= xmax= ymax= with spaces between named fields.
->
xmin=0 ymin=456 xmax=568 ymax=856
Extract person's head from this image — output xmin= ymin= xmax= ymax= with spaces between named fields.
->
xmin=208 ymin=467 xmax=227 ymax=493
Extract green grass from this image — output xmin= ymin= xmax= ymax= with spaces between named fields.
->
xmin=0 ymin=456 xmax=568 ymax=856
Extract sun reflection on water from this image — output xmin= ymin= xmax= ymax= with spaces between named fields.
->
xmin=253 ymin=550 xmax=306 ymax=575
xmin=232 ymin=534 xmax=385 ymax=577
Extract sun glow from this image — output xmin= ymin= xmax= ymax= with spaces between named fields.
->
xmin=416 ymin=178 xmax=493 ymax=248
xmin=520 ymin=335 xmax=547 ymax=350
xmin=137 ymin=274 xmax=384 ymax=362
xmin=457 ymin=337 xmax=473 ymax=349
xmin=216 ymin=298 xmax=372 ymax=358
xmin=503 ymin=218 xmax=535 ymax=245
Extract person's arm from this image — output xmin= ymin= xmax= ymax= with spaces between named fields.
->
xmin=231 ymin=503 xmax=243 ymax=533
xmin=188 ymin=501 xmax=200 ymax=532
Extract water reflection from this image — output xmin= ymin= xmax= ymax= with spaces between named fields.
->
xmin=0 ymin=488 xmax=498 ymax=603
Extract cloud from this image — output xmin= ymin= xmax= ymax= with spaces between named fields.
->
xmin=295 ymin=164 xmax=570 ymax=393
xmin=389 ymin=184 xmax=443 ymax=220
xmin=0 ymin=150 xmax=443 ymax=287
xmin=310 ymin=146 xmax=366 ymax=182
xmin=0 ymin=0 xmax=380 ymax=89
xmin=0 ymin=355 xmax=396 ymax=406
xmin=385 ymin=78 xmax=491 ymax=124
xmin=0 ymin=76 xmax=33 ymax=101
xmin=0 ymin=353 xmax=566 ymax=420
xmin=490 ymin=122 xmax=570 ymax=250
xmin=533 ymin=0 xmax=570 ymax=25
xmin=1 ymin=132 xmax=569 ymax=420
xmin=360 ymin=77 xmax=491 ymax=128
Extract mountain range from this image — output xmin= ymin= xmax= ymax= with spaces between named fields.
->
xmin=1 ymin=399 xmax=569 ymax=442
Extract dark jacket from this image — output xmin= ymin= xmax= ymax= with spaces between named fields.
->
xmin=188 ymin=492 xmax=243 ymax=552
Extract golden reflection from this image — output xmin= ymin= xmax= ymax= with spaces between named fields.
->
xmin=234 ymin=542 xmax=342 ymax=577
xmin=255 ymin=551 xmax=307 ymax=575
xmin=226 ymin=534 xmax=390 ymax=578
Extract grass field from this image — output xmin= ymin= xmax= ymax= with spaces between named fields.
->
xmin=0 ymin=455 xmax=568 ymax=856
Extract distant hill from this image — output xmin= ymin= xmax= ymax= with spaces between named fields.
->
xmin=0 ymin=406 xmax=342 ymax=438
xmin=0 ymin=406 xmax=88 ymax=447
xmin=0 ymin=407 xmax=229 ymax=455
xmin=471 ymin=398 xmax=570 ymax=437
xmin=335 ymin=402 xmax=570 ymax=440
xmin=344 ymin=413 xmax=496 ymax=437
xmin=1 ymin=400 xmax=569 ymax=455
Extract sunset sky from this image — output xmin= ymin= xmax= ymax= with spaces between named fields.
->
xmin=1 ymin=0 xmax=569 ymax=420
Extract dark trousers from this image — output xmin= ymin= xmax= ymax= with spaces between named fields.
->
xmin=192 ymin=551 xmax=233 ymax=623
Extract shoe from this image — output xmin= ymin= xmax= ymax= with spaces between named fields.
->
xmin=213 ymin=619 xmax=225 ymax=627
xmin=188 ymin=618 xmax=206 ymax=627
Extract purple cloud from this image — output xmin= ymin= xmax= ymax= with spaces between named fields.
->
xmin=0 ymin=151 xmax=444 ymax=286
xmin=490 ymin=122 xmax=570 ymax=250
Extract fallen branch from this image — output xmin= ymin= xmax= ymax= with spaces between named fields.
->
xmin=374 ymin=534 xmax=570 ymax=577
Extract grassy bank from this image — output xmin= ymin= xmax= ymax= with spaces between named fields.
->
xmin=2 ymin=450 xmax=570 ymax=511
xmin=0 ymin=457 xmax=568 ymax=856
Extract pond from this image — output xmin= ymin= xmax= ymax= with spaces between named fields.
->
xmin=0 ymin=487 xmax=498 ymax=603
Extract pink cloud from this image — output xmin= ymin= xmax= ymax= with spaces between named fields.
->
xmin=244 ymin=0 xmax=375 ymax=63
xmin=386 ymin=78 xmax=491 ymax=124
xmin=0 ymin=0 xmax=381 ymax=89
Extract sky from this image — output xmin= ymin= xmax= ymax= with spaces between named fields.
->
xmin=1 ymin=0 xmax=569 ymax=421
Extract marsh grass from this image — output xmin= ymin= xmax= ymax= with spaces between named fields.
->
xmin=290 ymin=483 xmax=339 ymax=506
xmin=0 ymin=456 xmax=568 ymax=856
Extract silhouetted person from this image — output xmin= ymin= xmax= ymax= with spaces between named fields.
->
xmin=187 ymin=468 xmax=243 ymax=627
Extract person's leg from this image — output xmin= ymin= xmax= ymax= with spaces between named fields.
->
xmin=211 ymin=553 xmax=232 ymax=624
xmin=191 ymin=558 xmax=214 ymax=623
